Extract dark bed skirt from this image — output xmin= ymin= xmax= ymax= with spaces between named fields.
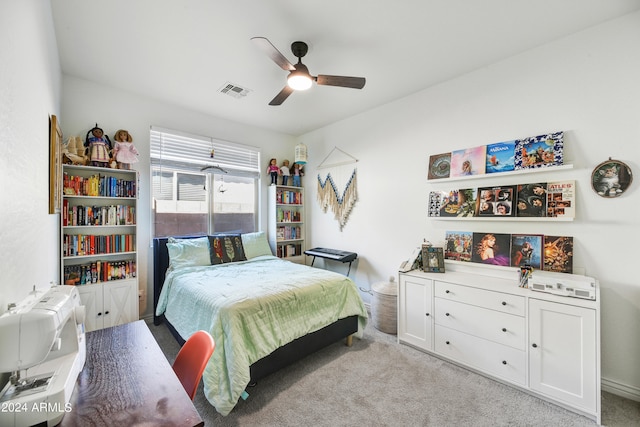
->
xmin=158 ymin=314 xmax=359 ymax=383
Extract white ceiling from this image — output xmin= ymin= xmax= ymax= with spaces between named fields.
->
xmin=51 ymin=0 xmax=640 ymax=136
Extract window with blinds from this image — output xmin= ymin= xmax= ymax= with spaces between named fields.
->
xmin=150 ymin=127 xmax=260 ymax=237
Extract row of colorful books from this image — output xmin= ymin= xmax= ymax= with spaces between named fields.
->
xmin=63 ymin=233 xmax=136 ymax=257
xmin=277 ymin=243 xmax=302 ymax=258
xmin=63 ymin=260 xmax=136 ymax=286
xmin=429 ymin=180 xmax=575 ymax=218
xmin=63 ymin=173 xmax=136 ymax=198
xmin=276 ymin=225 xmax=302 ymax=241
xmin=444 ymin=231 xmax=573 ymax=273
xmin=276 ymin=189 xmax=303 ymax=205
xmin=276 ymin=208 xmax=302 ymax=223
xmin=427 ymin=131 xmax=564 ymax=180
xmin=62 ymin=200 xmax=135 ymax=226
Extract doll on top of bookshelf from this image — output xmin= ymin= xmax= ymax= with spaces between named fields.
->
xmin=84 ymin=124 xmax=112 ymax=167
xmin=280 ymin=159 xmax=291 ymax=186
xmin=266 ymin=158 xmax=281 ymax=185
xmin=292 ymin=162 xmax=304 ymax=187
xmin=112 ymin=129 xmax=139 ymax=170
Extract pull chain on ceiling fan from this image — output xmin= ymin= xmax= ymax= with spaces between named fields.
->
xmin=251 ymin=37 xmax=366 ymax=106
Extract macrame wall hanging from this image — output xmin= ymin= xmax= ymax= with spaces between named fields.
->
xmin=316 ymin=147 xmax=358 ymax=230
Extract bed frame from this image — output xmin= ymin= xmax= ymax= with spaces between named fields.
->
xmin=152 ymin=235 xmax=358 ymax=384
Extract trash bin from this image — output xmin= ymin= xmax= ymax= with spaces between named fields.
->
xmin=369 ymin=276 xmax=398 ymax=334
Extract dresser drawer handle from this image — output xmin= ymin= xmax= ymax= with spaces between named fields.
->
xmin=532 ymin=343 xmax=538 ymax=348
xmin=445 ymin=341 xmax=450 ymax=345
xmin=445 ymin=290 xmax=450 ymax=294
xmin=445 ymin=313 xmax=450 ymax=316
xmin=502 ymin=328 xmax=507 ymax=332
xmin=502 ymin=360 xmax=507 ymax=365
xmin=425 ymin=313 xmax=430 ymax=316
xmin=501 ymin=301 xmax=507 ymax=306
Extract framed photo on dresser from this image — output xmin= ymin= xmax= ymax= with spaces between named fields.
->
xmin=422 ymin=245 xmax=445 ymax=273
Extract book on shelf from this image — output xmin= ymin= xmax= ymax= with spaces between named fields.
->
xmin=64 ymin=259 xmax=136 ymax=286
xmin=276 ymin=225 xmax=301 ymax=241
xmin=63 ymin=233 xmax=136 ymax=257
xmin=63 ymin=204 xmax=135 ymax=226
xmin=286 ymin=244 xmax=297 ymax=257
xmin=63 ymin=172 xmax=136 ymax=197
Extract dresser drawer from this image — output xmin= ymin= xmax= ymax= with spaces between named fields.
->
xmin=434 ymin=298 xmax=525 ymax=350
xmin=435 ymin=281 xmax=525 ymax=316
xmin=434 ymin=325 xmax=526 ymax=386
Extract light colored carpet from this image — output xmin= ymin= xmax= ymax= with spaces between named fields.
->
xmin=148 ymin=319 xmax=640 ymax=426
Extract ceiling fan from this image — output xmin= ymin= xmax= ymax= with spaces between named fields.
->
xmin=251 ymin=37 xmax=366 ymax=106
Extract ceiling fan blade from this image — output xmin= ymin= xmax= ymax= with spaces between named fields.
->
xmin=269 ymin=86 xmax=294 ymax=106
xmin=316 ymin=75 xmax=366 ymax=89
xmin=251 ymin=37 xmax=295 ymax=71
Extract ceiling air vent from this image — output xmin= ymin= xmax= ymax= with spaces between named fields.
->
xmin=219 ymin=82 xmax=252 ymax=99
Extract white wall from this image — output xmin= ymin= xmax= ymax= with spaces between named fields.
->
xmin=5 ymin=0 xmax=639 ymax=402
xmin=60 ymin=76 xmax=296 ymax=316
xmin=0 ymin=1 xmax=62 ymax=314
xmin=302 ymin=12 xmax=640 ymax=398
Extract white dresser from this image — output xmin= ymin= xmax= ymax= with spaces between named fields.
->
xmin=398 ymin=264 xmax=600 ymax=424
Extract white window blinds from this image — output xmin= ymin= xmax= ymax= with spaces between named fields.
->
xmin=150 ymin=127 xmax=261 ymax=178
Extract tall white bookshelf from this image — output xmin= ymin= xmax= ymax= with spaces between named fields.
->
xmin=267 ymin=185 xmax=305 ymax=264
xmin=61 ymin=164 xmax=139 ymax=331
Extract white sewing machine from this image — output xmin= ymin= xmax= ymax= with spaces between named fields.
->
xmin=0 ymin=285 xmax=86 ymax=427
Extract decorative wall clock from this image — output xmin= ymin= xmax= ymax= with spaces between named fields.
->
xmin=591 ymin=158 xmax=633 ymax=198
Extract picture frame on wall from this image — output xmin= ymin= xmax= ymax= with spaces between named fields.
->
xmin=422 ymin=245 xmax=445 ymax=273
xmin=591 ymin=159 xmax=633 ymax=198
xmin=49 ymin=114 xmax=63 ymax=214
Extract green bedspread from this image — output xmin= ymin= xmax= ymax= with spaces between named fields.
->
xmin=155 ymin=255 xmax=368 ymax=416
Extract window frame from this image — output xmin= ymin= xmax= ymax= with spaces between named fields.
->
xmin=150 ymin=127 xmax=261 ymax=238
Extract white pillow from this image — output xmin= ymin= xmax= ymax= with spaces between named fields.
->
xmin=167 ymin=236 xmax=211 ymax=269
xmin=241 ymin=231 xmax=273 ymax=259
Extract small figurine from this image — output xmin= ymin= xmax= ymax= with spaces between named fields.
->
xmin=112 ymin=129 xmax=139 ymax=170
xmin=292 ymin=162 xmax=304 ymax=187
xmin=62 ymin=136 xmax=89 ymax=165
xmin=266 ymin=158 xmax=280 ymax=185
xmin=280 ymin=159 xmax=290 ymax=186
xmin=84 ymin=124 xmax=112 ymax=167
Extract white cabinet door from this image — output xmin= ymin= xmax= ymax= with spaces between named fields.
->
xmin=529 ymin=299 xmax=597 ymax=413
xmin=103 ymin=280 xmax=139 ymax=328
xmin=398 ymin=274 xmax=433 ymax=351
xmin=78 ymin=284 xmax=104 ymax=332
xmin=78 ymin=280 xmax=138 ymax=332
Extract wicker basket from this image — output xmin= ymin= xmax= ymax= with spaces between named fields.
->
xmin=369 ymin=276 xmax=398 ymax=334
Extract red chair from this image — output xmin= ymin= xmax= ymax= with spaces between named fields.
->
xmin=172 ymin=330 xmax=215 ymax=400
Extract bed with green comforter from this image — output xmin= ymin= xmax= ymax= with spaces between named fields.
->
xmin=155 ymin=254 xmax=368 ymax=416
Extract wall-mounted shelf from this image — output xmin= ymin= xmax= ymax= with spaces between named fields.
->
xmin=430 ymin=216 xmax=573 ymax=222
xmin=429 ymin=164 xmax=573 ymax=184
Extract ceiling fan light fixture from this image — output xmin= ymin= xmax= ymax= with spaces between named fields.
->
xmin=287 ymin=72 xmax=312 ymax=91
